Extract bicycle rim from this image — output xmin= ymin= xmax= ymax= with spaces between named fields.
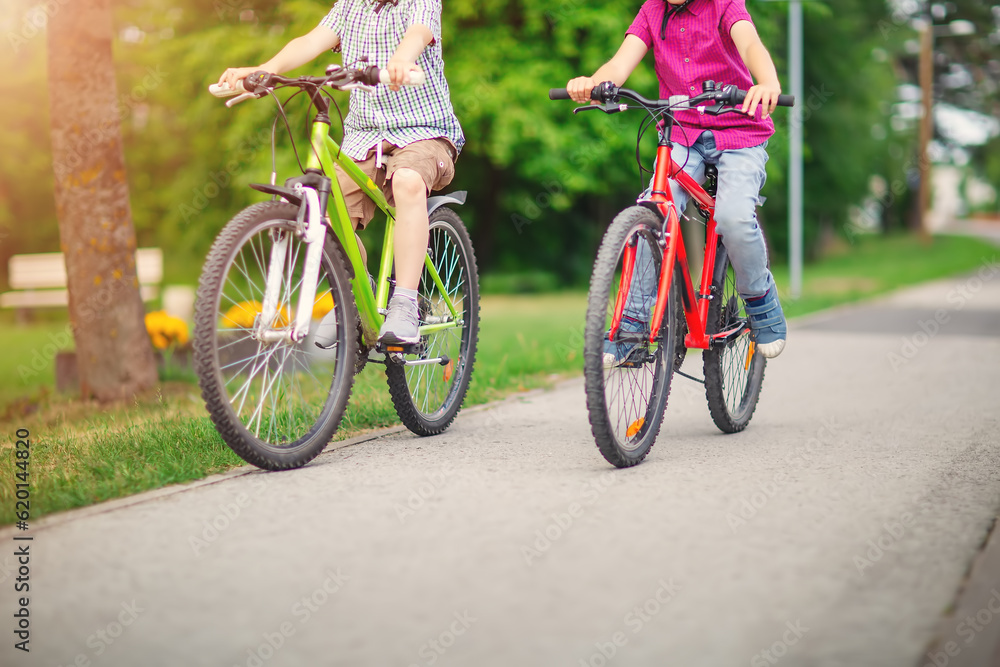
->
xmin=584 ymin=207 xmax=677 ymax=467
xmin=386 ymin=208 xmax=478 ymax=435
xmin=703 ymin=244 xmax=765 ymax=432
xmin=195 ymin=205 xmax=356 ymax=468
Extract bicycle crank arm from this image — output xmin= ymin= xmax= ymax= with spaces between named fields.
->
xmin=709 ymin=321 xmax=750 ymax=347
xmin=387 ymin=354 xmax=451 ymax=367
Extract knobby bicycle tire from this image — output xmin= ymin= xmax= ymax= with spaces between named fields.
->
xmin=583 ymin=206 xmax=683 ymax=468
xmin=193 ymin=201 xmax=358 ymax=470
xmin=703 ymin=240 xmax=766 ymax=432
xmin=385 ymin=207 xmax=480 ymax=436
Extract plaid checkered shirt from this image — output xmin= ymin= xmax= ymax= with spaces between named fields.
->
xmin=319 ymin=0 xmax=465 ymax=161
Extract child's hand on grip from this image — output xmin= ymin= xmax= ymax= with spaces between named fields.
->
xmin=218 ymin=67 xmax=262 ymax=92
xmin=387 ymin=59 xmax=422 ymax=91
xmin=567 ymin=76 xmax=597 ymax=104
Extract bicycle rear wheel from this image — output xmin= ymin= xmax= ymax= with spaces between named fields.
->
xmin=584 ymin=206 xmax=683 ymax=468
xmin=193 ymin=201 xmax=358 ymax=470
xmin=386 ymin=207 xmax=479 ymax=435
xmin=703 ymin=240 xmax=766 ymax=432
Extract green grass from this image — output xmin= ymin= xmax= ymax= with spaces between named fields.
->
xmin=0 ymin=232 xmax=996 ymax=524
xmin=0 ymin=320 xmax=74 ymax=408
xmin=773 ymin=233 xmax=998 ymax=318
xmin=0 ymin=294 xmax=591 ymax=524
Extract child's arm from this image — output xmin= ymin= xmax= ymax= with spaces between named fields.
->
xmin=566 ymin=35 xmax=648 ymax=104
xmin=730 ymin=21 xmax=782 ymax=119
xmin=218 ymin=25 xmax=341 ymax=90
xmin=386 ymin=24 xmax=434 ymax=91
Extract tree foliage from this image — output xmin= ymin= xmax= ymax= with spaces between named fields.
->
xmin=1 ymin=0 xmax=913 ymax=288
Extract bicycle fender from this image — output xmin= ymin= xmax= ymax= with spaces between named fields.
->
xmin=249 ymin=183 xmax=303 ymax=207
xmin=426 ymin=191 xmax=467 ymax=216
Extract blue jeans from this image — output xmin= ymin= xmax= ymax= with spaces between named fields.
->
xmin=625 ymin=131 xmax=774 ymax=321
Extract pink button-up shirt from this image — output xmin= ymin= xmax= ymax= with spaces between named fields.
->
xmin=626 ymin=0 xmax=774 ymax=150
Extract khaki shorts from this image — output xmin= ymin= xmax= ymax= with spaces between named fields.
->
xmin=335 ymin=138 xmax=456 ymax=229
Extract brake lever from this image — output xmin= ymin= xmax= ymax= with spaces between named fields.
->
xmin=226 ymin=92 xmax=259 ymax=108
xmin=341 ymin=82 xmax=376 ymax=93
xmin=573 ymin=102 xmax=628 ymax=115
xmin=697 ymin=104 xmax=745 ymax=117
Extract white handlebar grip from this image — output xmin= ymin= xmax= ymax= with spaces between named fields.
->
xmin=378 ymin=69 xmax=426 ymax=86
xmin=209 ymin=81 xmax=246 ymax=98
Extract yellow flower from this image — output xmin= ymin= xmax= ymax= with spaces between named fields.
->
xmin=220 ymin=301 xmax=289 ymax=329
xmin=312 ymin=292 xmax=335 ymax=320
xmin=145 ymin=311 xmax=190 ymax=350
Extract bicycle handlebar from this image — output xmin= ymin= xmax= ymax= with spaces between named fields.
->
xmin=209 ymin=67 xmax=426 ymax=105
xmin=548 ymin=80 xmax=794 ymax=111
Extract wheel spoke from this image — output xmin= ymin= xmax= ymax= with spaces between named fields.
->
xmin=703 ymin=248 xmax=765 ymax=432
xmin=390 ymin=216 xmax=477 ymax=432
xmin=196 ymin=212 xmax=352 ymax=467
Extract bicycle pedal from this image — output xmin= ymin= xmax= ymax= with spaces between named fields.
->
xmin=376 ymin=341 xmax=426 ymax=357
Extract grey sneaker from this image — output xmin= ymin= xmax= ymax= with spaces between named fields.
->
xmin=378 ymin=295 xmax=420 ymax=345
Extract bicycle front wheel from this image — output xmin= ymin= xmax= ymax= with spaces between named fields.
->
xmin=584 ymin=206 xmax=683 ymax=468
xmin=386 ymin=207 xmax=479 ymax=436
xmin=193 ymin=201 xmax=358 ymax=470
xmin=702 ymin=240 xmax=766 ymax=432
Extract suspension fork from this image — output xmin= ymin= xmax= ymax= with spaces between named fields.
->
xmin=255 ymin=184 xmax=327 ymax=344
xmin=256 ymin=228 xmax=290 ymax=342
xmin=608 ymin=238 xmax=638 ymax=342
xmin=649 ymin=204 xmax=682 ymax=344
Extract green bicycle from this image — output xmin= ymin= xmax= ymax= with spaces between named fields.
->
xmin=194 ymin=66 xmax=479 ymax=470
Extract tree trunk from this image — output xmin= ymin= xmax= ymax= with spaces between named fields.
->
xmin=47 ymin=0 xmax=157 ymax=402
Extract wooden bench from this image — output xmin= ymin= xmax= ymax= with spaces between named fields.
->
xmin=0 ymin=248 xmax=163 ymax=311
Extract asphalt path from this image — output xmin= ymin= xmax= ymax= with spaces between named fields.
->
xmin=4 ymin=260 xmax=1000 ymax=667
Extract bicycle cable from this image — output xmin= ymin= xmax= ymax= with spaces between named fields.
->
xmin=631 ymin=101 xmax=693 ymax=197
xmin=295 ymin=70 xmax=350 ymax=175
xmin=319 ymin=87 xmax=347 ymax=162
xmin=265 ymin=86 xmax=307 ymax=173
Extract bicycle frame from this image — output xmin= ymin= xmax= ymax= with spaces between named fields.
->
xmin=298 ymin=118 xmax=461 ymax=346
xmin=609 ymin=139 xmax=727 ymax=350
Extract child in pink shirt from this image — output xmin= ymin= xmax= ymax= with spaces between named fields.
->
xmin=567 ymin=0 xmax=787 ymax=358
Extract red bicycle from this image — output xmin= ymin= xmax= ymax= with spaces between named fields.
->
xmin=550 ymin=80 xmax=794 ymax=467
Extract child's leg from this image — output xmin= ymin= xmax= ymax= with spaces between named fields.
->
xmin=606 ymin=137 xmax=709 ymax=365
xmin=716 ymin=143 xmax=786 ymax=357
xmin=714 ymin=144 xmax=773 ymax=298
xmin=389 ymin=168 xmax=429 ymax=291
xmin=623 ymin=137 xmax=708 ymax=321
xmin=378 ymin=139 xmax=456 ymax=344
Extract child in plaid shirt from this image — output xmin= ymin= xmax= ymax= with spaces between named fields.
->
xmin=220 ymin=0 xmax=464 ymax=344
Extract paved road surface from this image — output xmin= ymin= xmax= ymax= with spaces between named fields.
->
xmin=5 ymin=262 xmax=1000 ymax=667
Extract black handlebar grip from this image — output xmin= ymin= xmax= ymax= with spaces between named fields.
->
xmin=550 ymin=82 xmax=615 ymax=102
xmin=728 ymin=87 xmax=795 ymax=108
xmin=361 ymin=66 xmax=382 ymax=86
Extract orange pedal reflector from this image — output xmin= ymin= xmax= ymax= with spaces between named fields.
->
xmin=442 ymin=359 xmax=454 ymax=382
xmin=745 ymin=342 xmax=756 ymax=370
xmin=626 ymin=417 xmax=645 ymax=438
xmin=387 ymin=346 xmax=404 ymax=352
